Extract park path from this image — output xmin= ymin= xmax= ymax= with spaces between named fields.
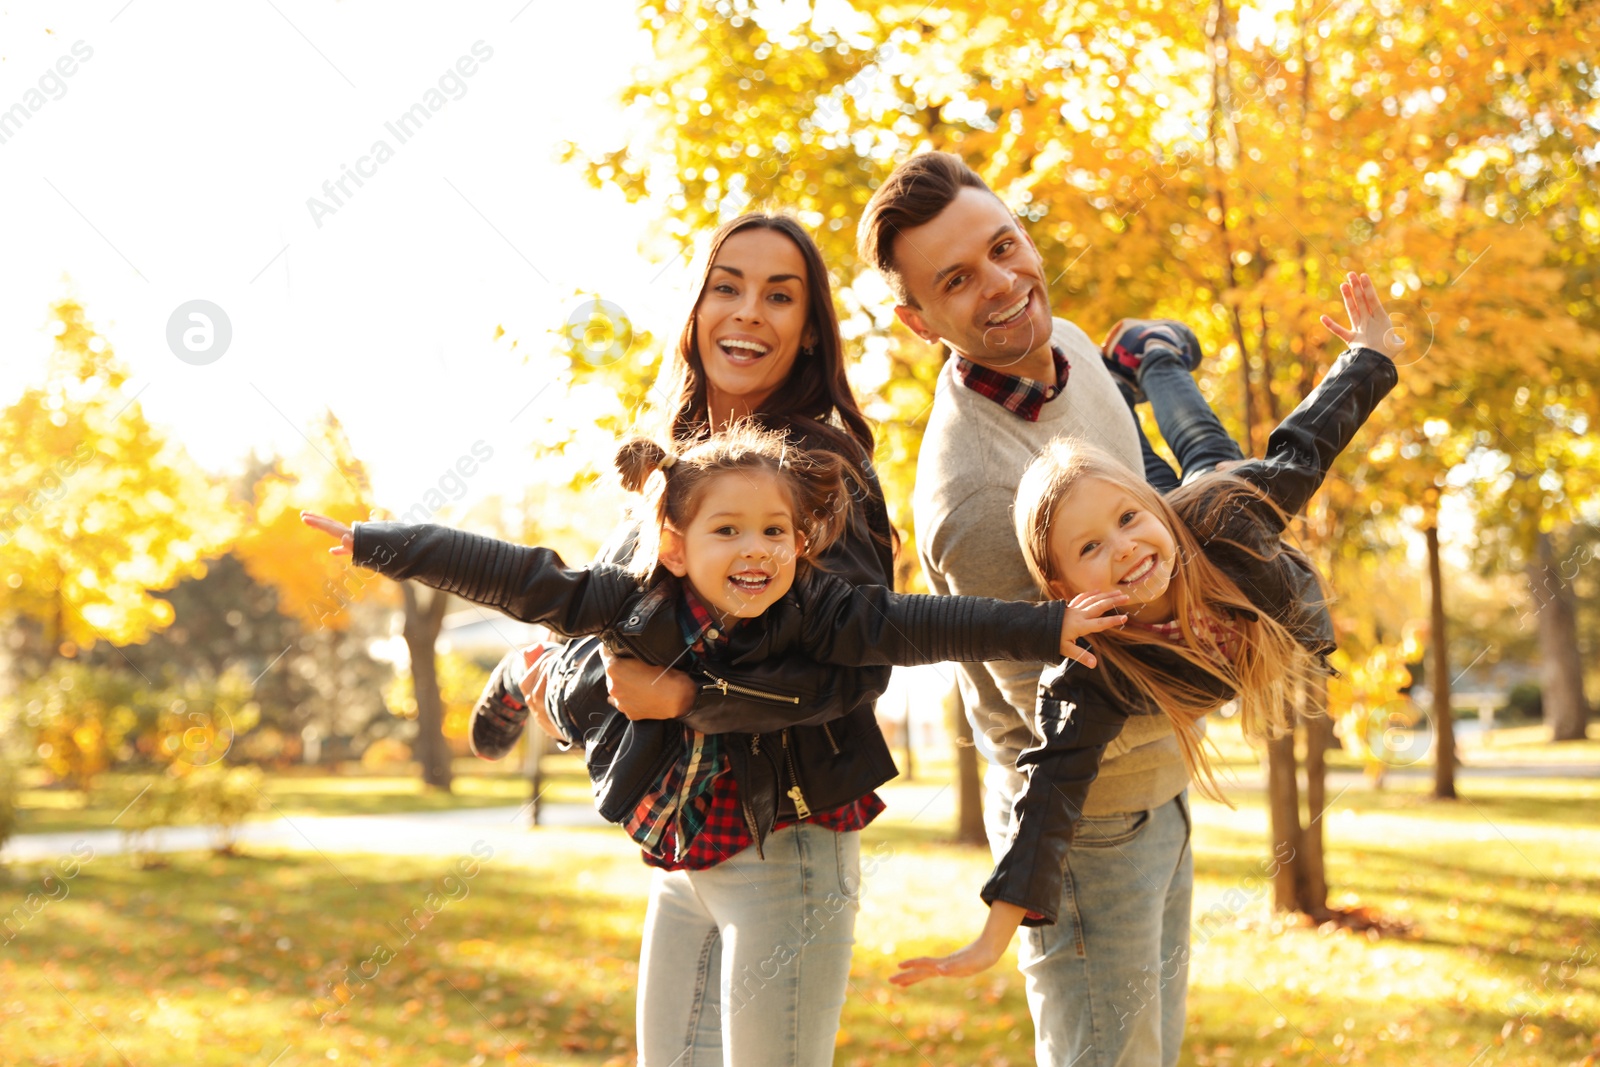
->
xmin=0 ymin=799 xmax=607 ymax=865
xmin=5 ymin=757 xmax=1594 ymax=865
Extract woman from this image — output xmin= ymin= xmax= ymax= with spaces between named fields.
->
xmin=483 ymin=213 xmax=898 ymax=1066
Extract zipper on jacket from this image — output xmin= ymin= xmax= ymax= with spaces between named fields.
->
xmin=781 ymin=729 xmax=811 ymax=819
xmin=821 ymin=721 xmax=840 ymax=755
xmin=700 ymin=671 xmax=801 ymax=705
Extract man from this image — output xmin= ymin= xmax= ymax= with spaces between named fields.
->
xmin=858 ymin=151 xmax=1198 ymax=1067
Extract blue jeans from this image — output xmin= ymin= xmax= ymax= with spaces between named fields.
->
xmin=1015 ymin=793 xmax=1194 ymax=1067
xmin=636 ymin=824 xmax=861 ymax=1066
xmin=1126 ymin=345 xmax=1245 ymax=493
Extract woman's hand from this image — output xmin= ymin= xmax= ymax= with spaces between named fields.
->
xmin=1320 ymin=271 xmax=1404 ymax=359
xmin=1058 ymin=590 xmax=1130 ymax=668
xmin=517 ymin=643 xmax=568 ymax=739
xmin=599 ymin=644 xmax=697 ymax=720
xmin=892 ymin=902 xmax=1027 ymax=988
xmin=301 ymin=511 xmax=354 ymax=557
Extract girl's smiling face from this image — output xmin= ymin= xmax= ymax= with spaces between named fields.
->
xmin=693 ymin=228 xmax=814 ymax=424
xmin=659 ymin=468 xmax=805 ymax=622
xmin=1047 ymin=477 xmax=1179 ymax=622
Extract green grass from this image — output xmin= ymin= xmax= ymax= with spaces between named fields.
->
xmin=13 ymin=756 xmax=596 ymax=835
xmin=3 ymin=756 xmax=1597 ymax=1066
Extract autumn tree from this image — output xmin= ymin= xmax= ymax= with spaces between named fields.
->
xmin=567 ymin=0 xmax=1598 ymax=880
xmin=0 ymin=299 xmax=237 ymax=669
xmin=234 ymin=413 xmax=460 ymax=790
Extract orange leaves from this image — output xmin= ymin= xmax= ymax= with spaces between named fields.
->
xmin=235 ymin=411 xmax=383 ymax=631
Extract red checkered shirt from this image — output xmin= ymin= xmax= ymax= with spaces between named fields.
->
xmin=952 ymin=345 xmax=1072 ymax=422
xmin=642 ymin=589 xmax=885 ymax=872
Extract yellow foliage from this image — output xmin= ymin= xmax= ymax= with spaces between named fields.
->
xmin=0 ymin=300 xmax=238 ymax=649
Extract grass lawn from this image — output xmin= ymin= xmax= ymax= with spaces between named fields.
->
xmin=3 ymin=746 xmax=1597 ymax=1066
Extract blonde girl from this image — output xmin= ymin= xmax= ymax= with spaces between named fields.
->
xmin=895 ymin=271 xmax=1403 ymax=985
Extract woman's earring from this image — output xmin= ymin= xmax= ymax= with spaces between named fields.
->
xmin=798 ymin=343 xmax=815 ymax=359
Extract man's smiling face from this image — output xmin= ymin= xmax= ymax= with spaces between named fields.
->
xmin=889 ymin=187 xmax=1055 ymax=372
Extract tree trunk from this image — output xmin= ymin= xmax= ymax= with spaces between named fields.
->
xmin=1530 ymin=530 xmax=1592 ymax=741
xmin=901 ymin=705 xmax=915 ymax=783
xmin=949 ymin=684 xmax=985 ymax=846
xmin=1265 ymin=730 xmax=1303 ymax=912
xmin=1205 ymin=0 xmax=1257 ymax=454
xmin=525 ymin=723 xmax=545 ymax=827
xmin=401 ymin=583 xmax=453 ymax=792
xmin=1300 ymin=679 xmax=1331 ymax=917
xmin=1426 ymin=524 xmax=1457 ymax=799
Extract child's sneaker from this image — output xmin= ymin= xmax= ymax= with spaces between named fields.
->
xmin=1101 ymin=319 xmax=1203 ymax=403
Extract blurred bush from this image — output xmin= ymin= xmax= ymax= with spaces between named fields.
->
xmin=0 ymin=760 xmax=19 ymax=861
xmin=97 ymin=775 xmax=185 ymax=869
xmin=183 ymin=764 xmax=266 ymax=854
xmin=360 ymin=737 xmax=413 ymax=772
xmin=1500 ymin=682 xmax=1543 ymax=723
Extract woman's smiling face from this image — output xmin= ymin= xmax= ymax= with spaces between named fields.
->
xmin=693 ymin=228 xmax=813 ymax=424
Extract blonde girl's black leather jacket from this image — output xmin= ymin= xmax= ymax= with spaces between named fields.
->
xmin=983 ymin=345 xmax=1399 ymax=924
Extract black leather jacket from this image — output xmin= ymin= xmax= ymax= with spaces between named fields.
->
xmin=982 ymin=345 xmax=1398 ymax=924
xmin=351 ymin=520 xmax=1068 ymax=854
xmin=538 ymin=427 xmax=902 ymax=855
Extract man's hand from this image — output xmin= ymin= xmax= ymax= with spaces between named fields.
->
xmin=1058 ymin=590 xmax=1130 ymax=668
xmin=599 ymin=644 xmax=696 ymax=720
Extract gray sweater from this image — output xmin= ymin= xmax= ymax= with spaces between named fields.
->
xmin=912 ymin=316 xmax=1192 ymax=818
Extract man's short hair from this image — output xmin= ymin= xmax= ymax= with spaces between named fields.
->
xmin=857 ymin=152 xmax=997 ymax=306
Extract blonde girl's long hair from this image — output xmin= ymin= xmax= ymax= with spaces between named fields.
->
xmin=1014 ymin=439 xmax=1321 ymax=800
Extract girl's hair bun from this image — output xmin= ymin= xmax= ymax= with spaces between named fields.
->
xmin=615 ymin=437 xmax=670 ymax=493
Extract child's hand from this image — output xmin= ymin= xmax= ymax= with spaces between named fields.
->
xmin=1059 ymin=590 xmax=1129 ymax=668
xmin=301 ymin=511 xmax=354 ymax=557
xmin=1320 ymin=271 xmax=1403 ymax=359
xmin=892 ymin=902 xmax=1026 ymax=988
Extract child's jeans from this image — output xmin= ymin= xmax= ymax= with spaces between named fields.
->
xmin=636 ymin=823 xmax=860 ymax=1066
xmin=1016 ymin=792 xmax=1194 ymax=1067
xmin=1126 ymin=344 xmax=1245 ymax=492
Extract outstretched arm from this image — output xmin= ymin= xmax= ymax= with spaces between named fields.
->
xmin=1218 ymin=272 xmax=1400 ymax=524
xmin=978 ymin=664 xmax=1134 ymax=925
xmin=302 ymin=514 xmax=635 ymax=637
xmin=792 ymin=573 xmax=1129 ymax=670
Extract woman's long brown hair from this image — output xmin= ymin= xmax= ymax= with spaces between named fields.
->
xmin=1015 ymin=440 xmax=1319 ymax=800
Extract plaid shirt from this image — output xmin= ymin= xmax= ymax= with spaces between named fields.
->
xmin=623 ymin=589 xmax=735 ymax=861
xmin=645 ymin=774 xmax=886 ymax=872
xmin=1131 ymin=612 xmax=1242 ymax=664
xmin=639 ymin=589 xmax=886 ymax=872
xmin=953 ymin=345 xmax=1072 ymax=422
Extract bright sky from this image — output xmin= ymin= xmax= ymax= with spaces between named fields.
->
xmin=0 ymin=0 xmax=701 ymax=519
